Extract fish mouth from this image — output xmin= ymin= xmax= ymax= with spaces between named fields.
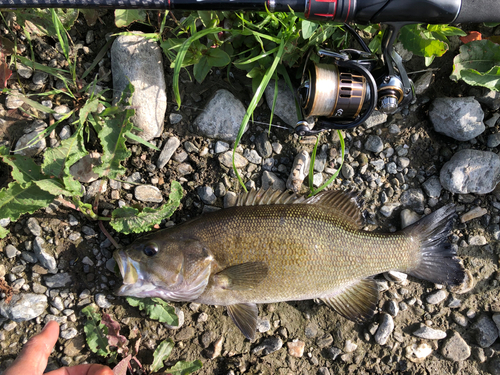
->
xmin=113 ymin=250 xmax=140 ymax=294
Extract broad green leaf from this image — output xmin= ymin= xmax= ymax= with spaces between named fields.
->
xmin=126 ymin=297 xmax=178 ymax=325
xmin=81 ymin=304 xmax=110 ymax=357
xmin=193 ymin=56 xmax=211 ymax=84
xmin=79 ymin=97 xmax=100 ymax=126
xmin=301 ymin=20 xmax=317 ymax=40
xmin=163 ymin=360 xmax=203 ymax=375
xmin=110 ymin=181 xmax=183 ymax=234
xmin=450 ymin=39 xmax=500 ymax=91
xmin=198 ymin=11 xmax=219 ymax=28
xmin=0 ymin=147 xmax=44 ymax=186
xmin=206 ymin=48 xmax=231 ymax=67
xmin=0 ymin=225 xmax=9 ymax=239
xmin=485 ymin=23 xmax=500 ymax=28
xmin=0 ymin=182 xmax=55 ymax=222
xmin=400 ymin=24 xmax=448 ymax=62
xmin=42 ymin=125 xmax=86 ymax=196
xmin=124 ymin=131 xmax=160 ymax=151
xmin=15 ymin=9 xmax=78 ymax=36
xmin=427 ymin=24 xmax=466 ymax=37
xmin=114 ymin=9 xmax=146 ymax=28
xmin=93 ymin=84 xmax=134 ymax=179
xmin=34 ymin=179 xmax=77 ymax=197
xmin=151 ymin=339 xmax=174 ymax=372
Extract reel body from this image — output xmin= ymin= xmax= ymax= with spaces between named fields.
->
xmin=295 ymin=25 xmax=414 ymax=136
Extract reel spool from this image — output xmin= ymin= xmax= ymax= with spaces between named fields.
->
xmin=299 ymin=63 xmax=368 ymax=120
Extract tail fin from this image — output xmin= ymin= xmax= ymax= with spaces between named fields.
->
xmin=402 ymin=205 xmax=465 ymax=286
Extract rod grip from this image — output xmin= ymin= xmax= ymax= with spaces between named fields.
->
xmin=455 ymin=0 xmax=500 ymax=23
xmin=0 ymin=0 xmax=168 ymax=8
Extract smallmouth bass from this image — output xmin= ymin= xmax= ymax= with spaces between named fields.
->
xmin=114 ymin=189 xmax=465 ymax=340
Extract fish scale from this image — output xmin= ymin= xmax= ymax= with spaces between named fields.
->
xmin=114 ymin=189 xmax=465 ymax=340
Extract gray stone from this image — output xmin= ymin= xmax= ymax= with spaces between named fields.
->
xmin=53 ymin=105 xmax=71 ymax=121
xmin=33 ymin=237 xmax=57 ymax=273
xmin=429 ymin=97 xmax=485 ymax=141
xmin=252 ymin=337 xmax=283 ymax=356
xmin=5 ymin=244 xmax=19 ymax=259
xmin=341 ymin=164 xmax=355 ymax=179
xmin=386 ymin=162 xmax=397 ymax=174
xmin=84 ymin=180 xmax=107 ymax=202
xmin=51 ymin=296 xmax=64 ymax=311
xmin=33 ymin=71 xmax=49 ymax=86
xmin=472 ymin=315 xmax=499 ymax=348
xmin=264 ymin=80 xmax=299 ymax=127
xmin=492 ymin=314 xmax=500 ymax=334
xmin=441 ymin=331 xmax=471 ymax=361
xmin=313 ymin=146 xmax=328 ymax=173
xmin=422 ymin=176 xmax=442 ymax=198
xmin=255 ymin=132 xmax=272 ymax=158
xmin=59 ymin=125 xmax=71 ymax=140
xmin=485 ymin=113 xmax=500 ymax=127
xmin=318 ymin=367 xmax=331 ymax=375
xmin=14 ymin=130 xmax=46 ymax=157
xmin=27 ymin=217 xmax=42 ymax=236
xmin=324 ymin=347 xmax=342 ymax=360
xmin=3 ymin=321 xmax=17 ymax=331
xmin=380 ymin=203 xmax=400 ymax=218
xmin=111 ymin=33 xmax=166 ymax=141
xmin=400 ymin=188 xmax=425 ymax=214
xmin=375 ymin=313 xmax=394 ymax=345
xmin=157 ymin=137 xmax=181 ymax=169
xmin=261 ymin=171 xmax=285 ymax=191
xmin=173 ymin=149 xmax=188 ymax=163
xmin=44 ymin=273 xmax=73 ymax=288
xmin=60 ymin=327 xmax=78 ymax=340
xmin=17 ymin=63 xmax=33 ymax=78
xmin=316 ymin=333 xmax=334 ymax=348
xmin=386 ymin=300 xmax=399 ymax=317
xmin=169 ymin=113 xmax=183 ymax=124
xmin=214 ymin=141 xmax=229 ymax=154
xmin=400 ymin=209 xmax=420 ymax=229
xmin=21 ymin=251 xmax=38 ymax=264
xmin=198 ymin=186 xmax=217 ymax=205
xmin=413 ymin=325 xmax=447 ymax=340
xmin=193 ymin=89 xmax=247 ymax=141
xmin=452 ymin=312 xmax=468 ymax=327
xmin=461 ymin=207 xmax=487 ymax=223
xmin=219 ymin=151 xmax=248 ymax=169
xmin=0 ymin=293 xmax=48 ymax=322
xmin=364 ymin=135 xmax=384 ymax=154
xmin=440 ymin=149 xmax=500 ymax=194
xmin=476 ymin=90 xmax=500 ymax=110
xmin=256 ymin=318 xmax=271 ymax=333
xmin=244 ymin=149 xmax=262 ymax=165
xmin=426 ymin=290 xmax=448 ymax=304
xmin=5 ymin=91 xmax=24 ymax=109
xmin=388 ymin=124 xmax=400 ymax=134
xmin=287 ymin=150 xmax=310 ymax=192
xmin=487 ymin=133 xmax=500 ymax=148
xmin=69 ymin=152 xmax=101 ymax=183
xmin=414 ymin=71 xmax=434 ymax=95
xmin=95 ymin=294 xmax=112 ymax=309
xmin=363 ymin=110 xmax=388 ymax=129
xmin=135 ymin=185 xmax=163 ymax=203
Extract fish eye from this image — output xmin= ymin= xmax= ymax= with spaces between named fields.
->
xmin=143 ymin=243 xmax=159 ymax=257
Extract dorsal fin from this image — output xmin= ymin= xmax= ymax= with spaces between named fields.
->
xmin=304 ymin=190 xmax=364 ymax=229
xmin=235 ymin=188 xmax=306 ymax=207
xmin=321 ymin=278 xmax=379 ymax=323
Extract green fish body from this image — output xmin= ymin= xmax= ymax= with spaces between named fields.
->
xmin=114 ymin=189 xmax=465 ymax=339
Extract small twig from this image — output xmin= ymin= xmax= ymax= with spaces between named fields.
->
xmin=407 ymin=68 xmax=440 ymax=75
xmin=98 ymin=220 xmax=121 ymax=250
xmin=0 ymin=278 xmax=14 ymax=304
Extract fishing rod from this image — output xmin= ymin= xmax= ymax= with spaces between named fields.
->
xmin=1 ymin=0 xmax=500 ymax=135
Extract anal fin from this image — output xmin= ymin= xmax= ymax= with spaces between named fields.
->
xmin=321 ymin=278 xmax=379 ymax=323
xmin=227 ymin=303 xmax=258 ymax=340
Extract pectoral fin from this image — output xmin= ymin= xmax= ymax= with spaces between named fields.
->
xmin=214 ymin=262 xmax=268 ymax=291
xmin=321 ymin=278 xmax=379 ymax=323
xmin=227 ymin=303 xmax=258 ymax=340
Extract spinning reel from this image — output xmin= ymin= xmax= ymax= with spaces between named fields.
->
xmin=295 ymin=24 xmax=415 ymax=136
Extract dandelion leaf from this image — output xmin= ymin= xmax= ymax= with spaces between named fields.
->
xmin=151 ymin=339 xmax=174 ymax=372
xmin=163 ymin=360 xmax=203 ymax=375
xmin=0 ymin=147 xmax=44 ymax=186
xmin=126 ymin=297 xmax=178 ymax=326
xmin=81 ymin=304 xmax=110 ymax=357
xmin=0 ymin=182 xmax=55 ymax=222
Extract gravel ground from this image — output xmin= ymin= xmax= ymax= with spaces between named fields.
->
xmin=1 ymin=10 xmax=500 ymax=375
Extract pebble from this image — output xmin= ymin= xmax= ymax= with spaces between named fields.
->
xmin=173 ymin=149 xmax=188 ymax=163
xmin=134 ymin=185 xmax=163 ymax=203
xmin=422 ymin=176 xmax=442 ymax=198
xmin=469 ymin=235 xmax=487 ymax=246
xmin=157 ymin=137 xmax=181 ymax=169
xmin=111 ymin=33 xmax=166 ymax=141
xmin=44 ymin=273 xmax=73 ymax=288
xmin=14 ymin=129 xmax=47 ymax=157
xmin=441 ymin=331 xmax=471 ymax=361
xmin=264 ymin=79 xmax=299 ymax=127
xmin=429 ymin=97 xmax=485 ymax=141
xmin=0 ymin=293 xmax=48 ymax=321
xmin=177 ymin=163 xmax=194 ymax=176
xmin=60 ymin=327 xmax=78 ymax=340
xmin=95 ymin=294 xmax=112 ymax=309
xmin=492 ymin=314 xmax=500 ymax=333
xmin=287 ymin=340 xmax=305 ymax=357
xmin=313 ymin=146 xmax=328 ymax=173
xmin=386 ymin=301 xmax=399 ymax=317
xmin=272 ymin=142 xmax=282 ymax=154
xmin=214 ymin=141 xmax=229 ymax=153
xmin=452 ymin=312 xmax=468 ymax=327
xmin=318 ymin=367 xmax=331 ymax=375
xmin=400 ymin=209 xmax=419 ymax=229
xmin=198 ymin=186 xmax=217 ymax=205
xmin=364 ymin=135 xmax=384 ymax=153
xmin=414 ymin=71 xmax=433 ymax=95
xmin=51 ymin=296 xmax=64 ymax=311
xmin=287 ymin=151 xmax=310 ymax=192
xmin=487 ymin=133 xmax=500 ymax=148
xmin=5 ymin=244 xmax=19 ymax=259
xmin=5 ymin=91 xmax=24 ymax=109
xmin=3 ymin=321 xmax=17 ymax=331
xmin=197 ymin=312 xmax=208 ymax=323
xmin=33 ymin=237 xmax=57 ymax=273
xmin=472 ymin=315 xmax=499 ymax=347
xmin=211 ymin=337 xmax=223 ymax=358
xmin=375 ymin=313 xmax=394 ymax=345
xmin=461 ymin=207 xmax=488 ymax=223
xmin=27 ymin=217 xmax=42 ymax=236
xmin=219 ymin=151 xmax=248 ymax=169
xmin=244 ymin=149 xmax=262 ymax=165
xmin=406 ymin=342 xmax=433 ymax=362
xmin=380 ymin=203 xmax=400 ymax=218
xmin=363 ymin=110 xmax=387 ymax=128
xmin=344 ymin=340 xmax=357 ymax=353
xmin=316 ymin=333 xmax=333 ymax=348
xmin=341 ymin=164 xmax=355 ymax=179
xmin=440 ymin=149 xmax=500 ymax=194
xmin=255 ymin=132 xmax=272 ymax=158
xmin=193 ymin=89 xmax=247 ymax=141
xmin=426 ymin=290 xmax=448 ymax=304
xmin=324 ymin=347 xmax=342 ymax=360
xmin=305 ymin=323 xmax=318 ymax=338
xmin=261 ymin=171 xmax=285 ymax=191
xmin=252 ymin=337 xmax=283 ymax=356
xmin=412 ymin=325 xmax=446 ymax=340
xmin=385 ymin=271 xmax=408 ymax=283
xmin=169 ymin=113 xmax=183 ymax=124
xmin=400 ymin=188 xmax=425 ymax=214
